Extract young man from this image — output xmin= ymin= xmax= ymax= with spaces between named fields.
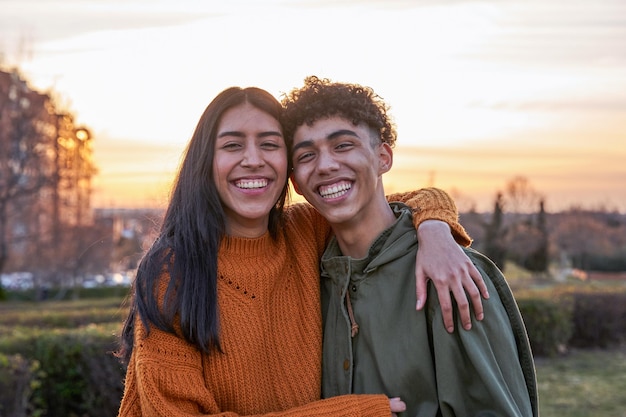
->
xmin=281 ymin=76 xmax=538 ymax=417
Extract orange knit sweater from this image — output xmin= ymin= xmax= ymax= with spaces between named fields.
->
xmin=117 ymin=188 xmax=469 ymax=417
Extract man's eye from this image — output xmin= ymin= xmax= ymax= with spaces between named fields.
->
xmin=336 ymin=142 xmax=353 ymax=150
xmin=295 ymin=152 xmax=314 ymax=163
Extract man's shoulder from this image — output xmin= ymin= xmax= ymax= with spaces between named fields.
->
xmin=457 ymin=247 xmax=512 ymax=292
xmin=388 ymin=201 xmax=412 ymax=213
xmin=462 ymin=247 xmax=499 ymax=271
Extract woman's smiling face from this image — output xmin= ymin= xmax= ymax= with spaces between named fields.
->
xmin=212 ymin=102 xmax=288 ymax=238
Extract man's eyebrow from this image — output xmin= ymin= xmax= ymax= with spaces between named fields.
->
xmin=292 ymin=139 xmax=313 ymax=154
xmin=292 ymin=129 xmax=359 ymax=153
xmin=327 ymin=129 xmax=359 ymax=140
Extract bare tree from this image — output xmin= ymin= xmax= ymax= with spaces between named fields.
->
xmin=0 ymin=70 xmax=56 ymax=277
xmin=503 ymin=176 xmax=543 ymax=215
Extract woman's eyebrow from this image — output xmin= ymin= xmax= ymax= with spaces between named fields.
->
xmin=258 ymin=131 xmax=283 ymax=138
xmin=217 ymin=130 xmax=282 ymax=139
xmin=217 ymin=130 xmax=245 ymax=139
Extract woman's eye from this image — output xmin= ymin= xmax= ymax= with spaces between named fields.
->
xmin=261 ymin=142 xmax=281 ymax=149
xmin=222 ymin=142 xmax=241 ymax=150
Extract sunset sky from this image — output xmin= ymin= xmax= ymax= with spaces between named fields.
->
xmin=1 ymin=0 xmax=625 ymax=212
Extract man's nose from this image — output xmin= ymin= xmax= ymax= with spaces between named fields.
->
xmin=316 ymin=151 xmax=340 ymax=173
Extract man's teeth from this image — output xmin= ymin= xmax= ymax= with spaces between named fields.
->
xmin=236 ymin=179 xmax=268 ymax=189
xmin=320 ymin=183 xmax=351 ymax=199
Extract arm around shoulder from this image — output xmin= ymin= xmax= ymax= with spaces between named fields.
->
xmin=388 ymin=187 xmax=471 ymax=246
xmin=393 ymin=188 xmax=488 ymax=330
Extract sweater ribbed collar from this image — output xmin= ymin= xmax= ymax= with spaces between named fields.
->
xmin=220 ymin=232 xmax=277 ymax=256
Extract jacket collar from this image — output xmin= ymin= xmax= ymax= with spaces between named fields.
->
xmin=321 ymin=202 xmax=417 ymax=276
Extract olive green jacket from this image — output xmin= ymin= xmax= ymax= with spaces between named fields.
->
xmin=320 ymin=203 xmax=538 ymax=417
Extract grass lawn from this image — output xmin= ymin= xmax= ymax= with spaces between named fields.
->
xmin=536 ymin=346 xmax=626 ymax=417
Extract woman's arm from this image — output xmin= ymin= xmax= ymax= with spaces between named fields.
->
xmin=388 ymin=187 xmax=489 ymax=333
xmin=120 ymin=309 xmax=396 ymax=417
xmin=387 ymin=187 xmax=471 ymax=245
xmin=285 ymin=188 xmax=489 ymax=332
xmin=416 ymin=220 xmax=487 ymax=333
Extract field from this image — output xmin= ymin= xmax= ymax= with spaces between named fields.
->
xmin=536 ymin=346 xmax=626 ymax=417
xmin=1 ymin=288 xmax=626 ymax=416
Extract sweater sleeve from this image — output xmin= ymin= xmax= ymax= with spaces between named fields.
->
xmin=387 ymin=187 xmax=472 ymax=247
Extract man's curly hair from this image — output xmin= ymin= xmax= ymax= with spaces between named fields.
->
xmin=280 ymin=76 xmax=397 ymax=152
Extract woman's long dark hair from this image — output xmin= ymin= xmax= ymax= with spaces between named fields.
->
xmin=117 ymin=87 xmax=288 ymax=364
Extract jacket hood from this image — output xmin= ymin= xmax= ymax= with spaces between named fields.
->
xmin=321 ymin=202 xmax=417 ymax=275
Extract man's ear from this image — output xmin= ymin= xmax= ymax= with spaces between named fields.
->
xmin=378 ymin=142 xmax=393 ymax=175
xmin=290 ymin=173 xmax=303 ymax=195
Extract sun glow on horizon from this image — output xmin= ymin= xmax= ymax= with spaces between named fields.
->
xmin=2 ymin=0 xmax=624 ymax=212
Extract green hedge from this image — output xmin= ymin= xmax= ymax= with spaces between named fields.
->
xmin=0 ymin=353 xmax=41 ymax=417
xmin=0 ymin=298 xmax=126 ymax=416
xmin=569 ymin=292 xmax=626 ymax=348
xmin=517 ymin=289 xmax=626 ymax=357
xmin=517 ymin=297 xmax=574 ymax=357
xmin=0 ymin=325 xmax=125 ymax=417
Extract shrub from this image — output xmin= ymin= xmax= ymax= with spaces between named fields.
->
xmin=0 ymin=298 xmax=127 ymax=417
xmin=0 ymin=353 xmax=42 ymax=417
xmin=569 ymin=292 xmax=626 ymax=348
xmin=517 ymin=297 xmax=573 ymax=357
xmin=576 ymin=253 xmax=626 ymax=272
xmin=25 ymin=326 xmax=125 ymax=417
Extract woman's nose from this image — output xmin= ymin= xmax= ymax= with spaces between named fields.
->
xmin=241 ymin=146 xmax=265 ymax=167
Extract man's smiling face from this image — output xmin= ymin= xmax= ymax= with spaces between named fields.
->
xmin=290 ymin=116 xmax=392 ymax=227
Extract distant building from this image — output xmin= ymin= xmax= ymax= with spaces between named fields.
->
xmin=94 ymin=207 xmax=164 ymax=275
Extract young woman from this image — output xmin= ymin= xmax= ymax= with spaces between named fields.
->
xmin=116 ymin=86 xmax=483 ymax=416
